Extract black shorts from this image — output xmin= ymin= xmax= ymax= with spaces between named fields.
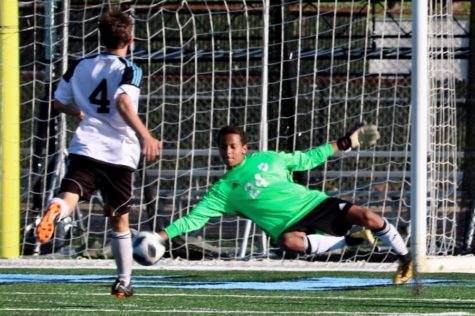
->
xmin=59 ymin=154 xmax=134 ymax=217
xmin=285 ymin=197 xmax=353 ymax=237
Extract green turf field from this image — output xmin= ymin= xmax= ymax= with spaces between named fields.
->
xmin=0 ymin=268 xmax=474 ymax=315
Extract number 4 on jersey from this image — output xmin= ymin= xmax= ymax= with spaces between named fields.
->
xmin=88 ymin=79 xmax=110 ymax=113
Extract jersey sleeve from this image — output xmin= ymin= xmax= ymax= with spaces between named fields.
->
xmin=117 ymin=64 xmax=142 ymax=102
xmin=281 ymin=143 xmax=334 ymax=171
xmin=164 ymin=184 xmax=229 ymax=239
xmin=54 ymin=60 xmax=79 ymax=105
xmin=120 ymin=64 xmax=142 ymax=88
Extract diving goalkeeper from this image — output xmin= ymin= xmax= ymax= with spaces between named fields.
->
xmin=158 ymin=124 xmax=412 ymax=284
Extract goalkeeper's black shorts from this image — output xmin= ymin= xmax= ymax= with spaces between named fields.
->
xmin=285 ymin=197 xmax=353 ymax=237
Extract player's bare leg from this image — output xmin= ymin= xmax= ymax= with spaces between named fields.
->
xmin=36 ymin=192 xmax=78 ymax=244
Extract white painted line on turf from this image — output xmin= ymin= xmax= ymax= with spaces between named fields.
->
xmin=0 ymin=258 xmax=399 ymax=272
xmin=0 ymin=308 xmax=472 ymax=315
xmin=3 ymin=291 xmax=475 ymax=304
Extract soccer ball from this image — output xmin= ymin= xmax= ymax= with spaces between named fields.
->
xmin=132 ymin=231 xmax=165 ymax=266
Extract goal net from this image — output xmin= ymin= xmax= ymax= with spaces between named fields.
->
xmin=15 ymin=0 xmax=465 ymax=268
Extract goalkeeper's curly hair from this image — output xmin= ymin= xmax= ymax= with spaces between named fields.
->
xmin=216 ymin=125 xmax=248 ymax=146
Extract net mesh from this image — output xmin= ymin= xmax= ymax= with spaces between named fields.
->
xmin=15 ymin=0 xmax=464 ymax=264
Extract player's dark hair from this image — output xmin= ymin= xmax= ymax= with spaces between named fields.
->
xmin=217 ymin=126 xmax=247 ymax=145
xmin=99 ymin=10 xmax=132 ymax=49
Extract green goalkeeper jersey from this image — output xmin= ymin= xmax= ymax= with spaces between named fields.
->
xmin=164 ymin=143 xmax=334 ymax=241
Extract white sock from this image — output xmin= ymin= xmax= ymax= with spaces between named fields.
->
xmin=49 ymin=197 xmax=70 ymax=220
xmin=305 ymin=234 xmax=347 ymax=255
xmin=111 ymin=230 xmax=133 ymax=286
xmin=373 ymin=219 xmax=409 ymax=256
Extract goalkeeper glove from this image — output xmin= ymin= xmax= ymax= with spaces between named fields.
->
xmin=336 ymin=122 xmax=380 ymax=151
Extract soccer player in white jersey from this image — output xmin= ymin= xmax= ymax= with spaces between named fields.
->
xmin=36 ymin=10 xmax=162 ymax=298
xmin=158 ymin=125 xmax=413 ymax=285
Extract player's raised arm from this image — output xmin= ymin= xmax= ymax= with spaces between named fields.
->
xmin=116 ymin=92 xmax=162 ymax=161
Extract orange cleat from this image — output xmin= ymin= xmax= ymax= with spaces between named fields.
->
xmin=36 ymin=202 xmax=62 ymax=244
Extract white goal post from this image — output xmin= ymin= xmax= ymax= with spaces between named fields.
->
xmin=5 ymin=0 xmax=473 ymax=271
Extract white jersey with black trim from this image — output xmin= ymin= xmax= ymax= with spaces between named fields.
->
xmin=54 ymin=52 xmax=143 ymax=169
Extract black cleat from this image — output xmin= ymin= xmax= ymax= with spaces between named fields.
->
xmin=111 ymin=279 xmax=133 ymax=298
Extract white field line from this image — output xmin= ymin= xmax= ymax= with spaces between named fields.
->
xmin=2 ymin=291 xmax=475 ymax=304
xmin=2 ymin=257 xmax=474 ymax=273
xmin=0 ymin=258 xmax=399 ymax=272
xmin=0 ymin=308 xmax=472 ymax=315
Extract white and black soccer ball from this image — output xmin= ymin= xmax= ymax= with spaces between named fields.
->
xmin=132 ymin=231 xmax=165 ymax=266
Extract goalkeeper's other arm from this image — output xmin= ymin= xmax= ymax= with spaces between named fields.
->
xmin=336 ymin=122 xmax=380 ymax=152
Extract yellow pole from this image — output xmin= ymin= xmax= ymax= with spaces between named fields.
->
xmin=0 ymin=0 xmax=20 ymax=258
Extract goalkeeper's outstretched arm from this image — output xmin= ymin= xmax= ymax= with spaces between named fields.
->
xmin=336 ymin=122 xmax=380 ymax=152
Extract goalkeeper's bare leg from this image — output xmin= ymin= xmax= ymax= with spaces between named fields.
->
xmin=36 ymin=192 xmax=78 ymax=244
xmin=346 ymin=205 xmax=412 ymax=284
xmin=280 ymin=204 xmax=411 ymax=284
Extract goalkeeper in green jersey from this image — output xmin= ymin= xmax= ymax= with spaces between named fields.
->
xmin=158 ymin=124 xmax=412 ymax=284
